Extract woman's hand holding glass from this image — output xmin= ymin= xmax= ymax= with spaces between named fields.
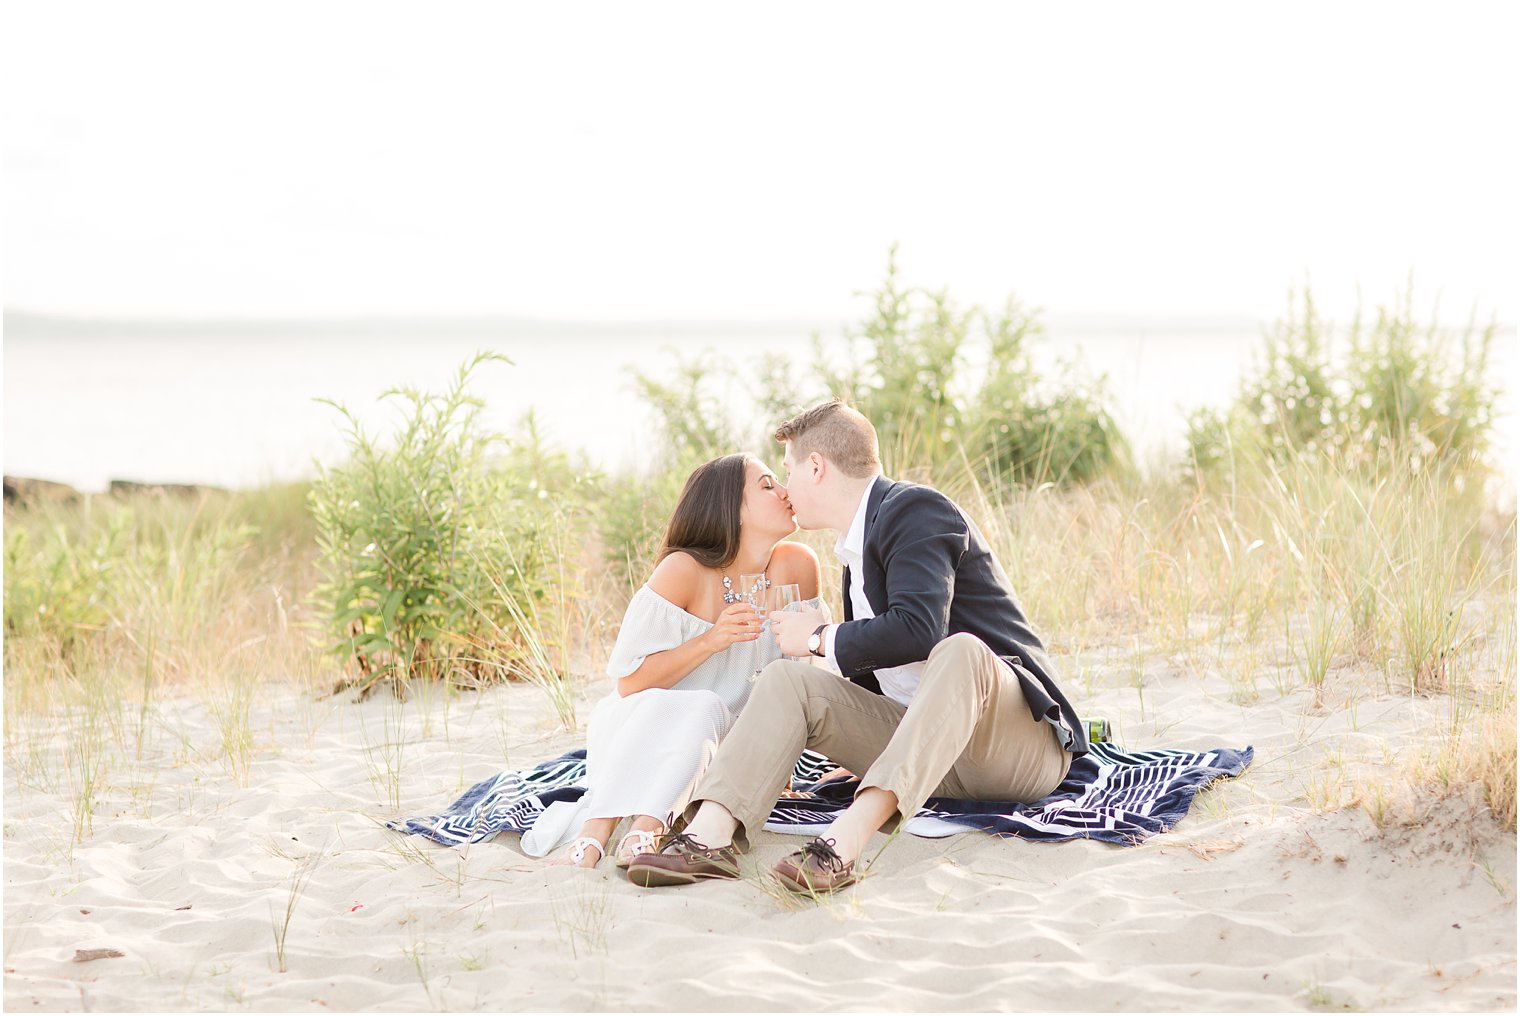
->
xmin=704 ymin=600 xmax=763 ymax=652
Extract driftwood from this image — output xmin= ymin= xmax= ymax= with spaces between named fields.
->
xmin=72 ymin=948 xmax=124 ymax=962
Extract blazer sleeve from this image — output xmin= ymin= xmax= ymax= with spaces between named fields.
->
xmin=832 ymin=489 xmax=969 ymax=675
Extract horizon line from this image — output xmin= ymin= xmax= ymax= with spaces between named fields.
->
xmin=7 ymin=307 xmax=1515 ymax=339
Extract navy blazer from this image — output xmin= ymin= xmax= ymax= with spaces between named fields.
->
xmin=832 ymin=476 xmax=1090 ymax=757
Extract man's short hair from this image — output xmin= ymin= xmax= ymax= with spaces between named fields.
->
xmin=773 ymin=399 xmax=881 ymax=479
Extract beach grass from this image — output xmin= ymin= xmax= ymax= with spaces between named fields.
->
xmin=2 ymin=450 xmax=1514 ymax=1013
xmin=5 ymin=434 xmax=1512 ymax=848
xmin=2 ymin=282 xmax=1513 ymax=967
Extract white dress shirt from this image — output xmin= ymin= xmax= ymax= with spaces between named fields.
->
xmin=822 ymin=476 xmax=925 ymax=706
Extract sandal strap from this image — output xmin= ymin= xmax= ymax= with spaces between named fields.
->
xmin=567 ymin=836 xmax=604 ymax=864
xmin=614 ymin=828 xmax=662 ymax=866
xmin=618 ymin=829 xmax=659 ymax=853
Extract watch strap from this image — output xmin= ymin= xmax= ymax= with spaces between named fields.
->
xmin=809 ymin=623 xmax=829 ymax=657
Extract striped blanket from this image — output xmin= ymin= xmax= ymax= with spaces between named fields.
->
xmin=389 ymin=742 xmax=1254 ymax=848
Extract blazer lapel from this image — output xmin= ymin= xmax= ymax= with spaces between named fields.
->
xmin=860 ymin=476 xmax=893 ymax=615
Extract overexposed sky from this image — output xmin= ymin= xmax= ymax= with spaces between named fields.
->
xmin=4 ymin=1 xmax=1516 ymax=324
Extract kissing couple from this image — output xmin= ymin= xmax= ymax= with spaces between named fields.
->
xmin=548 ymin=398 xmax=1088 ymax=895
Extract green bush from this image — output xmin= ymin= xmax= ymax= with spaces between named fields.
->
xmin=4 ymin=495 xmax=265 ymax=664
xmin=308 ymin=352 xmax=569 ymax=693
xmin=968 ymin=297 xmax=1129 ymax=485
xmin=604 ymin=357 xmax=744 ymax=583
xmin=616 ymin=249 xmax=1128 ymax=502
xmin=1186 ymin=286 xmax=1498 ymax=481
xmin=597 ymin=464 xmax=694 ymax=588
xmin=815 ymin=253 xmax=971 ymax=468
xmin=769 ymin=247 xmax=1128 ymax=485
xmin=629 ymin=356 xmax=739 ymax=464
xmin=1345 ymin=294 xmax=1496 ymax=471
xmin=4 ymin=508 xmax=130 ymax=654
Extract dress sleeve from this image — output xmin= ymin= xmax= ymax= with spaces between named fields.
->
xmin=605 ymin=587 xmax=705 ymax=680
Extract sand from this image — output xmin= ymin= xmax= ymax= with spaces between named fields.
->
xmin=4 ymin=647 xmax=1515 ymax=1012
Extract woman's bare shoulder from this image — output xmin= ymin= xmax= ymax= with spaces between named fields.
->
xmin=773 ymin=539 xmax=820 ymax=567
xmin=647 ymin=551 xmax=710 ymax=610
xmin=772 ymin=540 xmax=821 ymax=595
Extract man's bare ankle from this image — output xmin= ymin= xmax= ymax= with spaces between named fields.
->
xmin=682 ymin=803 xmax=738 ymax=850
xmin=822 ymin=787 xmax=900 ymax=865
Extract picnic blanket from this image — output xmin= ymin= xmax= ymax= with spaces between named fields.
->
xmin=388 ymin=741 xmax=1254 ymax=848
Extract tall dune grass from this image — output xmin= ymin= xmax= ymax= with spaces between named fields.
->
xmin=4 ymin=484 xmax=324 ymax=855
xmin=4 ymin=269 xmax=1512 ymax=842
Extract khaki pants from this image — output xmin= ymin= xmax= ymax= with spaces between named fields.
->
xmin=684 ymin=632 xmax=1072 ymax=849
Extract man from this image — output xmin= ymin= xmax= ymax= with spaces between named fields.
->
xmin=627 ymin=399 xmax=1088 ymax=894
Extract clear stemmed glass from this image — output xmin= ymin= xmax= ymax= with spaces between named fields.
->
xmin=767 ymin=582 xmax=801 ymax=616
xmin=737 ymin=573 xmax=768 ymax=618
xmin=738 ymin=573 xmax=769 ymax=680
xmin=768 ymin=583 xmax=802 ymax=660
xmin=748 ymin=582 xmax=802 ymax=679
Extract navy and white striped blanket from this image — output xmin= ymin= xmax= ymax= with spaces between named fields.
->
xmin=389 ymin=742 xmax=1253 ymax=847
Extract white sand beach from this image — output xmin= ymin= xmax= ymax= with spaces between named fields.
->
xmin=7 ymin=5 xmax=1516 ymax=1012
xmin=4 ymin=638 xmax=1514 ymax=1013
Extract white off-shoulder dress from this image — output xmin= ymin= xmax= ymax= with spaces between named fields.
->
xmin=519 ymin=585 xmax=823 ymax=856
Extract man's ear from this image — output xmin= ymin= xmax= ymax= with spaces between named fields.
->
xmin=809 ymin=451 xmax=826 ymax=479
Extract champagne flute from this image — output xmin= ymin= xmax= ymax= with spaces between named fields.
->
xmin=767 ymin=583 xmax=802 ymax=661
xmin=738 ymin=572 xmax=768 ymax=625
xmin=767 ymin=582 xmax=801 ymax=615
xmin=751 ymin=583 xmax=803 ymax=678
xmin=735 ymin=574 xmax=766 ymax=614
xmin=738 ymin=572 xmax=770 ymax=680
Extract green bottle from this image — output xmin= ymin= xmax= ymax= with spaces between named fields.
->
xmin=1087 ymin=717 xmax=1111 ymax=744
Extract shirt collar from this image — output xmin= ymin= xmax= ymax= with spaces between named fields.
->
xmin=834 ymin=473 xmax=881 ymax=564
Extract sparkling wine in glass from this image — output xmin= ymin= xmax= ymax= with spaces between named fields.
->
xmin=738 ymin=572 xmax=770 ymax=680
xmin=767 ymin=583 xmax=801 ymax=615
xmin=737 ymin=573 xmax=768 ymax=613
xmin=765 ymin=583 xmax=802 ymax=665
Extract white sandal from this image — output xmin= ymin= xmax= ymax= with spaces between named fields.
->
xmin=614 ymin=829 xmax=662 ymax=868
xmin=563 ymin=836 xmax=604 ymax=867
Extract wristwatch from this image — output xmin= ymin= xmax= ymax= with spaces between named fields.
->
xmin=807 ymin=624 xmax=829 ymax=658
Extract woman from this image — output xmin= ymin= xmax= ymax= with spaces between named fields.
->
xmin=543 ymin=452 xmax=821 ymax=867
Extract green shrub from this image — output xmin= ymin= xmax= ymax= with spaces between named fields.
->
xmin=815 ymin=253 xmax=971 ymax=468
xmin=629 ymin=356 xmax=739 ymax=464
xmin=1344 ymin=293 xmax=1496 ymax=471
xmin=607 ymin=357 xmax=744 ymax=583
xmin=4 ymin=494 xmax=267 ymax=666
xmin=597 ymin=464 xmax=694 ymax=589
xmin=1187 ymin=285 xmax=1498 ymax=481
xmin=617 ymin=249 xmax=1128 ymax=499
xmin=308 ymin=352 xmax=567 ymax=694
xmin=769 ymin=247 xmax=1127 ymax=485
xmin=968 ymin=297 xmax=1129 ymax=485
xmin=4 ymin=507 xmax=129 ymax=654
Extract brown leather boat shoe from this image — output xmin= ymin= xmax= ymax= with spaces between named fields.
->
xmin=625 ymin=832 xmax=742 ymax=887
xmin=771 ymin=836 xmax=860 ymax=894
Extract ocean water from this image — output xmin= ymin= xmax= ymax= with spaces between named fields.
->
xmin=4 ymin=314 xmax=1513 ymax=494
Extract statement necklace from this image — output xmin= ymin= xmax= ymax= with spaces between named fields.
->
xmin=721 ymin=572 xmax=771 ymax=604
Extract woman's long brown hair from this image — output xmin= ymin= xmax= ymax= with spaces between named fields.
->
xmin=656 ymin=453 xmax=753 ymax=569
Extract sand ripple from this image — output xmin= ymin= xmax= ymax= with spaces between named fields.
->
xmin=5 ymin=678 xmax=1514 ymax=1011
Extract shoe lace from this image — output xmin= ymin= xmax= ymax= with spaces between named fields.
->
xmin=659 ymin=831 xmax=713 ymax=856
xmin=799 ymin=836 xmax=847 ymax=872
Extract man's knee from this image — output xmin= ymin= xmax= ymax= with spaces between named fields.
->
xmin=921 ymin=632 xmax=998 ymax=692
xmin=928 ymin=632 xmax=991 ymax=666
xmin=752 ymin=659 xmax=814 ymax=699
